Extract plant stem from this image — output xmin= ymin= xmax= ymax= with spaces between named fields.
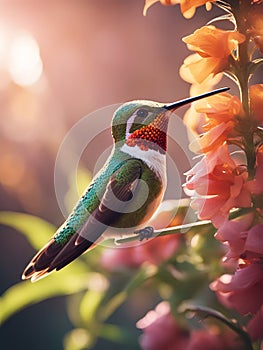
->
xmin=233 ymin=0 xmax=256 ymax=179
xmin=182 ymin=305 xmax=254 ymax=350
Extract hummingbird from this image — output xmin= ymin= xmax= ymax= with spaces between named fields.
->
xmin=22 ymin=87 xmax=229 ymax=281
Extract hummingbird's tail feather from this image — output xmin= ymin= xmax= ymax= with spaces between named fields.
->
xmin=22 ymin=234 xmax=97 ymax=281
xmin=47 ymin=233 xmax=96 ymax=272
xmin=30 ymin=268 xmax=53 ymax=282
xmin=22 ymin=238 xmax=64 ymax=281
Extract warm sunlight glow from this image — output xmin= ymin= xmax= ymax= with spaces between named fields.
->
xmin=8 ymin=32 xmax=43 ymax=87
xmin=0 ymin=27 xmax=9 ymax=68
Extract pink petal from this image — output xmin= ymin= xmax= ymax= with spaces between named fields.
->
xmin=247 ymin=306 xmax=263 ymax=341
xmin=245 ymin=225 xmax=263 ymax=254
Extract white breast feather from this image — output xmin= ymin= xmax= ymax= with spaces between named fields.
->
xmin=120 ymin=143 xmax=167 ymax=187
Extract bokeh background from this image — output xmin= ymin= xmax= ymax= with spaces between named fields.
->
xmin=0 ymin=1 xmax=241 ymax=349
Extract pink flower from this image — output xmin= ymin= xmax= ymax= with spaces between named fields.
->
xmin=211 ymin=203 xmax=263 ymax=341
xmin=244 ymin=224 xmax=263 ymax=257
xmin=100 ymin=233 xmax=181 ymax=271
xmin=211 ymin=262 xmax=263 ymax=341
xmin=187 ymin=330 xmax=226 ymax=350
xmin=100 ymin=246 xmax=142 ymax=271
xmin=137 ymin=302 xmax=246 ymax=350
xmin=187 ymin=329 xmax=245 ymax=350
xmin=137 ymin=302 xmax=189 ymax=350
xmin=210 ymin=263 xmax=263 ymax=315
xmin=215 ymin=214 xmax=254 ymax=261
xmin=247 ymin=306 xmax=263 ymax=341
xmin=185 ymin=145 xmax=251 ymax=227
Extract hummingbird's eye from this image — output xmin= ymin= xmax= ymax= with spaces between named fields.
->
xmin=136 ymin=109 xmax=149 ymax=118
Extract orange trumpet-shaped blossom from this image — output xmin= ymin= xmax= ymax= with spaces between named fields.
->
xmin=181 ymin=26 xmax=245 ymax=83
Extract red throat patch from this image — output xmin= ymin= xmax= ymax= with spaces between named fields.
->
xmin=126 ymin=113 xmax=169 ymax=153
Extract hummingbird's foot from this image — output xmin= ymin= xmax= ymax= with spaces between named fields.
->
xmin=134 ymin=226 xmax=154 ymax=241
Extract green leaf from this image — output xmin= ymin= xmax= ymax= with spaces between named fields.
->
xmin=64 ymin=328 xmax=93 ymax=350
xmin=0 ymin=262 xmax=89 ymax=324
xmin=79 ymin=289 xmax=105 ymax=324
xmin=100 ymin=323 xmax=139 ymax=346
xmin=0 ymin=211 xmax=56 ymax=249
xmin=100 ymin=265 xmax=157 ymax=321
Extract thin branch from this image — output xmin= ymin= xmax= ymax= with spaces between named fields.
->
xmin=115 ymin=207 xmax=254 ymax=245
xmin=115 ymin=220 xmax=212 ymax=244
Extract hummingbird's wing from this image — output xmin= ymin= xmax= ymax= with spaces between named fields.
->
xmin=22 ymin=159 xmax=142 ymax=281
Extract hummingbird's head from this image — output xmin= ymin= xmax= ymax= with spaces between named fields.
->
xmin=111 ymin=87 xmax=230 ymax=154
xmin=112 ymin=100 xmax=169 ymax=153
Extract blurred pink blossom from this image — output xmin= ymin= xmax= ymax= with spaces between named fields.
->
xmin=214 ymin=214 xmax=254 ymax=261
xmin=100 ymin=227 xmax=181 ymax=271
xmin=244 ymin=224 xmax=263 ymax=256
xmin=211 ymin=261 xmax=263 ymax=342
xmin=210 ymin=150 xmax=263 ymax=341
xmin=100 ymin=247 xmax=142 ymax=271
xmin=210 ymin=263 xmax=263 ymax=315
xmin=187 ymin=329 xmax=245 ymax=350
xmin=137 ymin=302 xmax=246 ymax=350
xmin=247 ymin=306 xmax=263 ymax=341
xmin=137 ymin=302 xmax=189 ymax=350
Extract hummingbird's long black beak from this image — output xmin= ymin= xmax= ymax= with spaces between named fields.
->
xmin=164 ymin=87 xmax=230 ymax=110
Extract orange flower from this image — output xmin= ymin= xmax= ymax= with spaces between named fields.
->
xmin=177 ymin=0 xmax=215 ymax=19
xmin=196 ymin=92 xmax=243 ymax=131
xmin=250 ymin=84 xmax=263 ymax=122
xmin=180 ymin=67 xmax=223 ymax=93
xmin=189 ymin=122 xmax=232 ymax=154
xmin=248 ymin=3 xmax=263 ymax=53
xmin=186 ymin=92 xmax=244 ymax=153
xmin=143 ymin=0 xmax=215 ymax=18
xmin=143 ymin=0 xmax=176 ymax=16
xmin=183 ymin=74 xmax=223 ymax=137
xmin=184 ymin=104 xmax=207 ymax=139
xmin=181 ymin=26 xmax=245 ymax=83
